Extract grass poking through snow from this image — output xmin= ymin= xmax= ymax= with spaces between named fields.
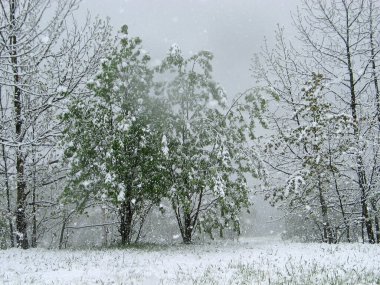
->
xmin=1 ymin=237 xmax=379 ymax=284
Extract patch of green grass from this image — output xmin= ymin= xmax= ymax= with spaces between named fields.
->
xmin=104 ymin=242 xmax=173 ymax=252
xmin=172 ymin=260 xmax=380 ymax=285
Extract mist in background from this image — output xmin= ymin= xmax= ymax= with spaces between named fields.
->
xmin=77 ymin=0 xmax=300 ymax=237
xmin=80 ymin=0 xmax=298 ymax=94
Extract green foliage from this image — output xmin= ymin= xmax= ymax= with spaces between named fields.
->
xmin=264 ymin=74 xmax=353 ymax=203
xmin=158 ymin=46 xmax=254 ymax=241
xmin=259 ymin=74 xmax=355 ymax=242
xmin=62 ymin=30 xmax=258 ymax=244
xmin=61 ymin=26 xmax=169 ymax=242
xmin=243 ymin=87 xmax=270 ymax=134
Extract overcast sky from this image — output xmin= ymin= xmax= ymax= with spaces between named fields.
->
xmin=79 ymin=0 xmax=299 ymax=97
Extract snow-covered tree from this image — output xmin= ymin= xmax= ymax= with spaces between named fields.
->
xmin=253 ymin=0 xmax=380 ymax=243
xmin=0 ymin=0 xmax=111 ymax=249
xmin=262 ymin=74 xmax=355 ymax=243
xmin=62 ymin=26 xmax=168 ymax=245
xmin=158 ymin=46 xmax=255 ymax=243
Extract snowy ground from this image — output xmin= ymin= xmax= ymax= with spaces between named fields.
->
xmin=1 ymin=236 xmax=379 ymax=285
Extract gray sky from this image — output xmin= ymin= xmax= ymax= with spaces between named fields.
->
xmin=80 ymin=0 xmax=299 ymax=97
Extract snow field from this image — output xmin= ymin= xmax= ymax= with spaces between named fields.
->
xmin=1 ymin=237 xmax=379 ymax=285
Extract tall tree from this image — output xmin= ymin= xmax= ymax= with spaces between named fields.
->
xmin=0 ymin=0 xmax=111 ymax=248
xmin=261 ymin=74 xmax=353 ymax=243
xmin=62 ymin=26 xmax=168 ymax=245
xmin=158 ymin=46 xmax=255 ymax=243
xmin=253 ymin=0 xmax=380 ymax=243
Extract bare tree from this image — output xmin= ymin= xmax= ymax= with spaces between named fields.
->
xmin=0 ymin=0 xmax=111 ymax=248
xmin=254 ymin=0 xmax=380 ymax=243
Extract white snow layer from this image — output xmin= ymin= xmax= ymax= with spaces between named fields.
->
xmin=1 ymin=237 xmax=379 ymax=284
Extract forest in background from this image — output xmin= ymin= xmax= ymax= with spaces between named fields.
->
xmin=1 ymin=0 xmax=380 ymax=249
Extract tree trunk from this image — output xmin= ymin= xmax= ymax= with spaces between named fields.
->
xmin=358 ymin=167 xmax=375 ymax=243
xmin=333 ymin=176 xmax=350 ymax=242
xmin=58 ymin=213 xmax=67 ymax=250
xmin=15 ymin=174 xmax=29 ymax=249
xmin=0 ymin=83 xmax=14 ymax=247
xmin=329 ymin=141 xmax=351 ymax=242
xmin=344 ymin=12 xmax=375 ymax=243
xmin=1 ymin=139 xmax=14 ymax=247
xmin=102 ymin=207 xmax=108 ymax=246
xmin=31 ymin=182 xmax=37 ymax=248
xmin=31 ymin=147 xmax=37 ymax=248
xmin=369 ymin=0 xmax=380 ymax=245
xmin=119 ymin=201 xmax=133 ymax=245
xmin=370 ymin=200 xmax=380 ymax=243
xmin=361 ymin=219 xmax=365 ymax=243
xmin=318 ymin=178 xmax=334 ymax=244
xmin=10 ymin=0 xmax=29 ymax=249
xmin=183 ymin=212 xmax=193 ymax=244
xmin=375 ymin=215 xmax=380 ymax=244
xmin=369 ymin=0 xmax=380 ymax=126
xmin=359 ymin=184 xmax=375 ymax=243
